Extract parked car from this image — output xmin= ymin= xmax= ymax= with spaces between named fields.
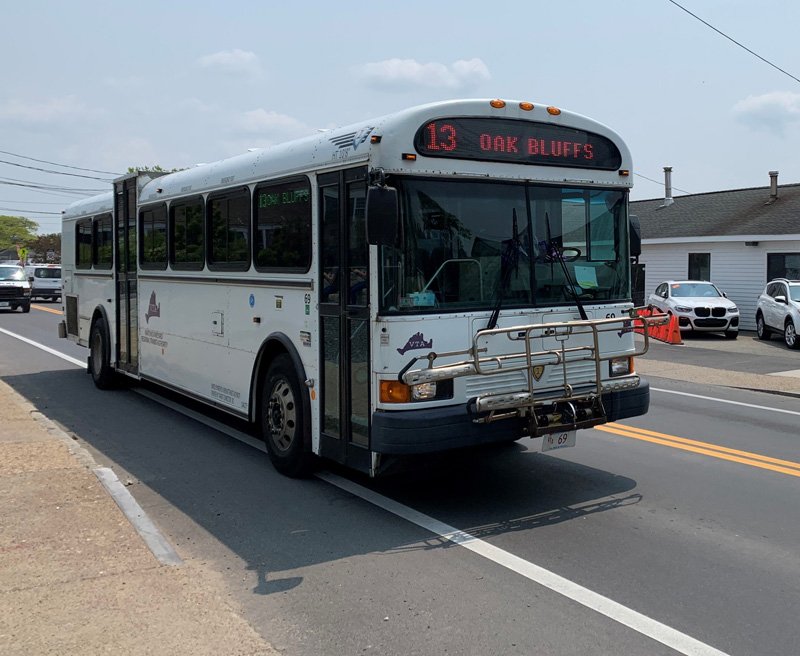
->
xmin=648 ymin=280 xmax=739 ymax=339
xmin=24 ymin=263 xmax=62 ymax=302
xmin=755 ymin=278 xmax=800 ymax=349
xmin=0 ymin=264 xmax=32 ymax=313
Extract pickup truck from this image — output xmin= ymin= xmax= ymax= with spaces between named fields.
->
xmin=0 ymin=264 xmax=32 ymax=313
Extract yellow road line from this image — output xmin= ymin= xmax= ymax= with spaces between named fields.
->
xmin=32 ymin=304 xmax=62 ymax=315
xmin=597 ymin=423 xmax=800 ymax=479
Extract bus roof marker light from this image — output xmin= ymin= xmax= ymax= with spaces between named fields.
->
xmin=519 ymin=102 xmax=534 ymax=111
xmin=401 ymin=153 xmax=417 ymax=161
xmin=619 ymin=169 xmax=630 ymax=177
xmin=546 ymin=106 xmax=561 ymax=116
xmin=489 ymin=99 xmax=506 ymax=109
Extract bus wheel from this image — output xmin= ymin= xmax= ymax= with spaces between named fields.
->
xmin=261 ymin=354 xmax=313 ymax=477
xmin=89 ymin=317 xmax=116 ymax=389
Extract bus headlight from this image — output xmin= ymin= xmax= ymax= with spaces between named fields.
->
xmin=380 ymin=379 xmax=453 ymax=403
xmin=411 ymin=382 xmax=437 ymax=401
xmin=609 ymin=357 xmax=633 ymax=377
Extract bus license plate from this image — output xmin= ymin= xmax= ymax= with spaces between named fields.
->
xmin=542 ymin=430 xmax=576 ymax=452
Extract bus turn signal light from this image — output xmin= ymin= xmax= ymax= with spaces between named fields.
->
xmin=380 ymin=380 xmax=411 ymax=403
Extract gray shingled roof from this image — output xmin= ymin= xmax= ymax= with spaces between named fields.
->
xmin=630 ymin=182 xmax=800 ymax=239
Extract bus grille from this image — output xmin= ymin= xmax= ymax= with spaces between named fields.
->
xmin=65 ymin=296 xmax=78 ymax=336
xmin=464 ymin=360 xmax=598 ymax=397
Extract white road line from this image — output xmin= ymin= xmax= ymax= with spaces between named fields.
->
xmin=0 ymin=326 xmax=85 ymax=368
xmin=317 ymin=471 xmax=729 ymax=656
xmin=652 ymin=386 xmax=800 ymax=416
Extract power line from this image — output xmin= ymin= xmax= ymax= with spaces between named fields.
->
xmin=0 ymin=158 xmax=114 ymax=181
xmin=666 ymin=0 xmax=800 ymax=85
xmin=634 ymin=171 xmax=692 ymax=195
xmin=0 ymin=207 xmax=62 ymax=215
xmin=0 ymin=149 xmax=121 ymax=176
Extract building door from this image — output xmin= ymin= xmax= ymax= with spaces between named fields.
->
xmin=318 ymin=167 xmax=370 ymax=470
xmin=114 ymin=177 xmax=139 ymax=375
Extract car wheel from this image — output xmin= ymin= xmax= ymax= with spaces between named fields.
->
xmin=784 ymin=320 xmax=800 ymax=350
xmin=724 ymin=330 xmax=738 ymax=340
xmin=261 ymin=354 xmax=314 ymax=477
xmin=756 ymin=313 xmax=770 ymax=340
xmin=89 ymin=317 xmax=117 ymax=389
xmin=21 ymin=302 xmax=30 ymax=313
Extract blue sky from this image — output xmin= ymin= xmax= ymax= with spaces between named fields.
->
xmin=2 ymin=0 xmax=800 ymax=233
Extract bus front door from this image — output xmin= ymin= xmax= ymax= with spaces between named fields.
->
xmin=318 ymin=168 xmax=370 ymax=471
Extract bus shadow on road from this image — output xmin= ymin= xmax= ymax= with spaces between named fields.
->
xmin=5 ymin=368 xmax=641 ymax=600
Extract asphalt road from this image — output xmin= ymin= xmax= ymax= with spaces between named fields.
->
xmin=1 ymin=304 xmax=799 ymax=656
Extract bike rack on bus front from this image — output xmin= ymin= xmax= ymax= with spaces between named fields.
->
xmin=399 ymin=308 xmax=667 ymax=437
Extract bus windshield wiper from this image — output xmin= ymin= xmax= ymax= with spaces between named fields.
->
xmin=486 ymin=208 xmax=522 ymax=330
xmin=541 ymin=212 xmax=588 ymax=321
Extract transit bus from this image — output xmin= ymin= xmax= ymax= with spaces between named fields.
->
xmin=59 ymin=98 xmax=658 ymax=477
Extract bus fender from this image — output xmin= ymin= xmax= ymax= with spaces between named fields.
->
xmin=251 ymin=333 xmax=312 ymax=450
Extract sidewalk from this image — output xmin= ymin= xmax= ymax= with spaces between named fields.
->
xmin=0 ymin=380 xmax=277 ymax=656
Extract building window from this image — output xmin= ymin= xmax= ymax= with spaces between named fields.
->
xmin=688 ymin=253 xmax=710 ymax=280
xmin=767 ymin=253 xmax=800 ymax=281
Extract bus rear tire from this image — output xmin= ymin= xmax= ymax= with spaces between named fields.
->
xmin=261 ymin=354 xmax=314 ymax=477
xmin=89 ymin=317 xmax=116 ymax=390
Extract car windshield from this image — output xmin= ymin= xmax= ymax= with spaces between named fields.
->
xmin=0 ymin=266 xmax=25 ymax=281
xmin=670 ymin=282 xmax=721 ymax=298
xmin=379 ymin=178 xmax=631 ymax=313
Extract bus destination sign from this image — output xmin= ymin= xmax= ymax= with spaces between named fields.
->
xmin=414 ymin=117 xmax=622 ymax=170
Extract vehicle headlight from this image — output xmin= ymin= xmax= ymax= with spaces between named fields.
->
xmin=674 ymin=305 xmax=692 ymax=313
xmin=411 ymin=382 xmax=437 ymax=401
xmin=609 ymin=356 xmax=633 ymax=377
xmin=728 ymin=307 xmax=739 ymax=314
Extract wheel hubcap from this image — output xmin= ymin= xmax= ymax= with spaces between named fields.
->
xmin=267 ymin=380 xmax=296 ymax=452
xmin=787 ymin=324 xmax=796 ymax=346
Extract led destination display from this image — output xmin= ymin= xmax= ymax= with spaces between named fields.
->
xmin=414 ymin=117 xmax=622 ymax=170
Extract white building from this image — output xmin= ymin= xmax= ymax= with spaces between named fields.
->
xmin=631 ymin=170 xmax=800 ymax=332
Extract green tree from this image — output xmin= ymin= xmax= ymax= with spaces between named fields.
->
xmin=0 ymin=215 xmax=39 ymax=252
xmin=28 ymin=233 xmax=62 ymax=262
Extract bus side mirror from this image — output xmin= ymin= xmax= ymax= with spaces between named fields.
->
xmin=629 ymin=214 xmax=641 ymax=258
xmin=366 ymin=185 xmax=399 ymax=246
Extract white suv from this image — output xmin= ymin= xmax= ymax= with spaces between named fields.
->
xmin=755 ymin=279 xmax=800 ymax=349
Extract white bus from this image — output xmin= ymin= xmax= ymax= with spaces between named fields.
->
xmin=60 ymin=98 xmax=658 ymax=477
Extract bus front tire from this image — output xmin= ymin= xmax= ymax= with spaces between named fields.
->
xmin=89 ymin=317 xmax=116 ymax=389
xmin=261 ymin=354 xmax=314 ymax=477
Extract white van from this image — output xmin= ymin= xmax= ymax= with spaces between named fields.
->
xmin=24 ymin=264 xmax=62 ymax=302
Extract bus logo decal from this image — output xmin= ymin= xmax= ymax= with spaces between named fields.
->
xmin=532 ymin=365 xmax=545 ymax=381
xmin=145 ymin=290 xmax=161 ymax=323
xmin=397 ymin=332 xmax=433 ymax=355
xmin=329 ymin=127 xmax=374 ymax=151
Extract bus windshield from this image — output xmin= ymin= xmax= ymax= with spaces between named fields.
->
xmin=379 ymin=179 xmax=630 ymax=313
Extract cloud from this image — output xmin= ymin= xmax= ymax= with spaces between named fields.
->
xmin=355 ymin=58 xmax=490 ymax=91
xmin=0 ymin=95 xmax=102 ymax=124
xmin=236 ymin=109 xmax=314 ymax=143
xmin=733 ymin=91 xmax=800 ymax=134
xmin=197 ymin=49 xmax=262 ymax=76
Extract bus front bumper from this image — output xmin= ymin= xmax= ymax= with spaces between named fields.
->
xmin=370 ymin=378 xmax=650 ymax=455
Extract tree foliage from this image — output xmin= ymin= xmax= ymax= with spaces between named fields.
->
xmin=0 ymin=215 xmax=39 ymax=252
xmin=27 ymin=233 xmax=61 ymax=262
